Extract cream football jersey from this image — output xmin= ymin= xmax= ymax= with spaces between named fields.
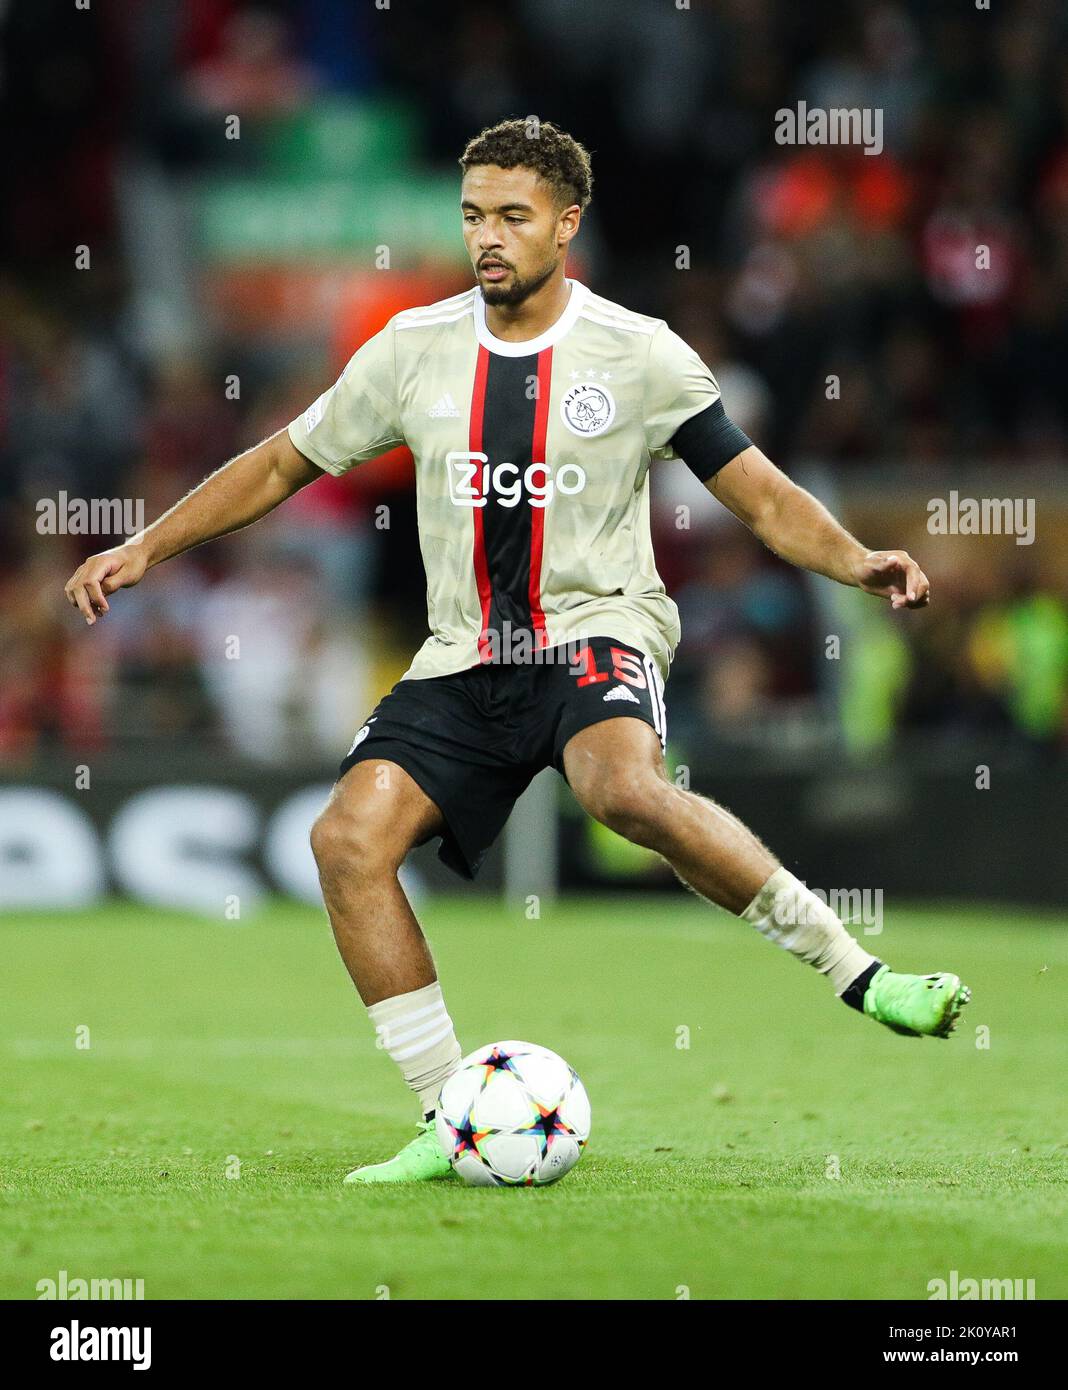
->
xmin=288 ymin=279 xmax=724 ymax=682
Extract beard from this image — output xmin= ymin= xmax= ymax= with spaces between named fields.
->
xmin=478 ymin=254 xmax=558 ymax=307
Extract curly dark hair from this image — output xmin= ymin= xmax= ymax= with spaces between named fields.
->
xmin=459 ymin=118 xmax=593 ymax=211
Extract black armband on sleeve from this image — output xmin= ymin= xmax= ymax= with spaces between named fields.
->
xmin=670 ymin=399 xmax=752 ymax=483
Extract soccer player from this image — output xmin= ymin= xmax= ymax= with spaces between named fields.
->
xmin=65 ymin=119 xmax=970 ymax=1184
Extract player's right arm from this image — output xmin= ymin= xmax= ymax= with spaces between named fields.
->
xmin=66 ymin=319 xmax=403 ymax=625
xmin=64 ymin=430 xmax=320 ymax=625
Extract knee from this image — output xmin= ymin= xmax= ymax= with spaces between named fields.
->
xmin=577 ymin=769 xmax=672 ymax=846
xmin=310 ymin=804 xmax=396 ymax=883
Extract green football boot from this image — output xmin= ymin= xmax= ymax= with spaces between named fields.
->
xmin=343 ymin=1120 xmax=453 ymax=1185
xmin=863 ymin=964 xmax=971 ymax=1038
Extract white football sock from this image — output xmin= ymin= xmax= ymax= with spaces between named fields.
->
xmin=741 ymin=867 xmax=877 ymax=994
xmin=367 ymin=981 xmax=462 ymax=1118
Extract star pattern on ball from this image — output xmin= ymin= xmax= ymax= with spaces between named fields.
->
xmin=474 ymin=1045 xmax=523 ymax=1088
xmin=522 ymin=1100 xmax=573 ymax=1157
xmin=439 ymin=1046 xmax=589 ymax=1185
xmin=444 ymin=1105 xmax=488 ymax=1160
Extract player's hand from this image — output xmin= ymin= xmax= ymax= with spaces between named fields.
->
xmin=64 ymin=542 xmax=149 ymax=626
xmin=853 ymin=550 xmax=930 ymax=609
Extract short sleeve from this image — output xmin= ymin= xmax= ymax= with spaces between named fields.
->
xmin=287 ymin=321 xmax=404 ymax=476
xmin=643 ymin=322 xmax=722 ymax=459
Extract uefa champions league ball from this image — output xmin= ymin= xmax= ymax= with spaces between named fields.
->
xmin=436 ymin=1041 xmax=591 ymax=1187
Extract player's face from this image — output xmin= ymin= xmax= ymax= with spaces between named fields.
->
xmin=461 ymin=165 xmax=578 ymax=306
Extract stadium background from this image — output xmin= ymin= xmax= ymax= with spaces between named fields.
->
xmin=2 ymin=0 xmax=1065 ymax=910
xmin=2 ymin=0 xmax=1067 ymax=1308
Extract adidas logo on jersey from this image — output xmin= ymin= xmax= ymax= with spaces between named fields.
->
xmin=603 ymin=684 xmax=640 ymax=704
xmin=428 ymin=392 xmax=461 ymax=419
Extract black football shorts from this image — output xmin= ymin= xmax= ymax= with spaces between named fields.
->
xmin=338 ymin=635 xmax=667 ymax=879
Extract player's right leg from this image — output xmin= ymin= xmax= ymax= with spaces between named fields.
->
xmin=311 ymin=664 xmax=535 ymax=1183
xmin=311 ymin=761 xmax=458 ymax=1183
xmin=311 ymin=759 xmax=443 ymax=1007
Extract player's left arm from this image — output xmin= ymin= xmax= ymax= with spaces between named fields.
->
xmin=708 ymin=445 xmax=930 ymax=609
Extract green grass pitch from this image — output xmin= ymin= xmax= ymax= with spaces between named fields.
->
xmin=2 ymin=895 xmax=1065 ymax=1300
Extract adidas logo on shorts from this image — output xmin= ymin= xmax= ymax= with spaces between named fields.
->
xmin=603 ymin=684 xmax=640 ymax=704
xmin=428 ymin=392 xmax=461 ymax=419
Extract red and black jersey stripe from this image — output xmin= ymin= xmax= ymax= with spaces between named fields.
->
xmin=468 ymin=345 xmax=553 ymax=662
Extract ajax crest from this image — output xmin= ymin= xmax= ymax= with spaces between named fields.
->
xmin=560 ymin=382 xmax=616 ymax=437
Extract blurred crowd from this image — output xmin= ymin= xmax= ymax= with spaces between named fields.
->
xmin=1 ymin=0 xmax=1066 ymax=767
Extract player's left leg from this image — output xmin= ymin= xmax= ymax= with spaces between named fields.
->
xmin=562 ymin=717 xmax=970 ymax=1038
